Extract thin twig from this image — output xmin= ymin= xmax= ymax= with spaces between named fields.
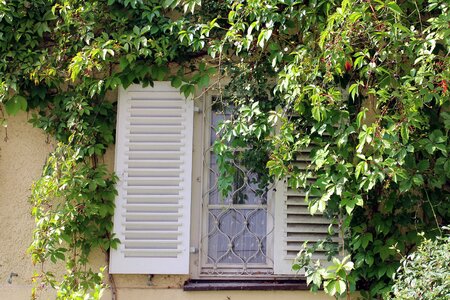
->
xmin=424 ymin=189 xmax=442 ymax=236
xmin=105 ymin=250 xmax=118 ymax=300
xmin=195 ymin=75 xmax=226 ymax=99
xmin=414 ymin=1 xmax=423 ymax=32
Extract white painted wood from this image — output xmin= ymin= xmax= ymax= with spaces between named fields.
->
xmin=110 ymin=82 xmax=193 ymax=274
xmin=273 ymin=151 xmax=335 ymax=275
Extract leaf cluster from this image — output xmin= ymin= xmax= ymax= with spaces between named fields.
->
xmin=390 ymin=233 xmax=450 ymax=300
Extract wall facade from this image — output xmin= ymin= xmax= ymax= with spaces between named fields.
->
xmin=0 ymin=112 xmax=54 ymax=298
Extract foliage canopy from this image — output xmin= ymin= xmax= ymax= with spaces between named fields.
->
xmin=0 ymin=0 xmax=449 ymax=299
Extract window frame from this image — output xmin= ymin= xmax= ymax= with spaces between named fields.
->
xmin=190 ymin=94 xmax=276 ymax=279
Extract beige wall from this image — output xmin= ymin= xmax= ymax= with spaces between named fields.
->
xmin=0 ymin=112 xmax=54 ymax=296
xmin=0 ymin=111 xmax=333 ymax=299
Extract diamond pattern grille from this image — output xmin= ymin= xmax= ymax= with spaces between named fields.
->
xmin=200 ymin=100 xmax=274 ymax=276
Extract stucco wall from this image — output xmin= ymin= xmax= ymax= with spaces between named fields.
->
xmin=0 ymin=112 xmax=54 ymax=298
xmin=0 ymin=111 xmax=334 ymax=300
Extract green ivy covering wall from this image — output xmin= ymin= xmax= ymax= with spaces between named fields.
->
xmin=0 ymin=0 xmax=448 ymax=299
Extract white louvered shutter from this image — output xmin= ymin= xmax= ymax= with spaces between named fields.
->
xmin=273 ymin=148 xmax=339 ymax=274
xmin=110 ymin=82 xmax=193 ymax=274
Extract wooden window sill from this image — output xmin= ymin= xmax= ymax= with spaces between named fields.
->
xmin=183 ymin=279 xmax=309 ymax=291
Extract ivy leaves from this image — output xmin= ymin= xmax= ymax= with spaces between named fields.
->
xmin=293 ymin=244 xmax=354 ymax=298
xmin=29 ymin=143 xmax=118 ymax=299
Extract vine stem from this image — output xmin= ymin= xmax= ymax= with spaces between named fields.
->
xmin=424 ymin=189 xmax=442 ymax=236
xmin=106 ymin=250 xmax=118 ymax=300
xmin=346 ymin=278 xmax=351 ymax=300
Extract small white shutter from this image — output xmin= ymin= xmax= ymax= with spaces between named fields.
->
xmin=110 ymin=82 xmax=193 ymax=274
xmin=273 ymin=149 xmax=338 ymax=274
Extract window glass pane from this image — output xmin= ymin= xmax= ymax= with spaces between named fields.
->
xmin=207 ymin=209 xmax=267 ymax=264
xmin=209 ymin=153 xmax=267 ymax=205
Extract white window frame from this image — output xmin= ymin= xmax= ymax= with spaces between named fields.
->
xmin=196 ymin=94 xmax=275 ymax=277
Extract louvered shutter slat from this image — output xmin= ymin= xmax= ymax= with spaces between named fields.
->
xmin=123 ymin=249 xmax=181 ymax=257
xmin=110 ymin=82 xmax=193 ymax=274
xmin=129 ymin=116 xmax=185 ymax=124
xmin=123 ymin=221 xmax=182 ymax=229
xmin=124 ymin=230 xmax=181 ymax=238
xmin=274 ymin=148 xmax=338 ymax=274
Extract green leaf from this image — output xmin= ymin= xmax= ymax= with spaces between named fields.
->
xmin=386 ymin=264 xmax=397 ymax=278
xmin=444 ymin=160 xmax=450 ymax=175
xmin=417 ymin=160 xmax=429 ymax=172
xmin=349 ymin=83 xmax=359 ymax=100
xmin=43 ymin=10 xmax=57 ymax=21
xmin=343 ymin=260 xmax=354 ymax=272
xmin=149 ymin=65 xmax=168 ymax=81
xmin=324 ymin=280 xmax=337 ymax=296
xmin=319 ymin=29 xmax=330 ymax=50
xmin=171 ymin=76 xmax=183 ymax=88
xmin=412 ymin=174 xmax=424 ymax=186
xmin=54 ymin=251 xmax=65 ymax=260
xmin=308 ymin=271 xmax=322 ymax=287
xmin=361 ymin=233 xmax=373 ymax=249
xmin=356 ymin=108 xmax=367 ymax=128
xmin=197 ymin=75 xmax=210 ymax=89
xmin=355 ymin=194 xmax=363 ymax=207
xmin=399 ymin=179 xmax=412 ymax=192
xmin=365 ymin=254 xmax=374 ymax=267
xmin=162 ymin=0 xmax=177 ymax=8
xmin=393 ymin=22 xmax=411 ymax=33
xmin=430 ymin=130 xmax=446 ymax=143
xmin=377 ymin=266 xmax=387 ymax=278
xmin=180 ymin=84 xmax=195 ymax=98
xmin=228 ymin=10 xmax=235 ymax=23
xmin=400 ymin=124 xmax=409 ymax=144
xmin=387 ymin=2 xmax=403 ymax=15
xmin=31 ymin=86 xmax=46 ymax=100
xmin=133 ymin=25 xmax=140 ymax=35
xmin=348 ymin=12 xmax=362 ymax=23
xmin=257 ymin=29 xmax=273 ymax=48
xmin=355 ymin=161 xmax=368 ymax=179
xmin=141 ymin=25 xmax=151 ymax=35
xmin=311 ymin=106 xmax=323 ymax=122
xmin=5 ymin=95 xmax=27 ymax=115
xmin=336 ymin=280 xmax=346 ymax=295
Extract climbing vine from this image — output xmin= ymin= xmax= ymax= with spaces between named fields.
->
xmin=195 ymin=0 xmax=450 ymax=299
xmin=0 ymin=0 xmax=449 ymax=299
xmin=0 ymin=0 xmax=209 ymax=298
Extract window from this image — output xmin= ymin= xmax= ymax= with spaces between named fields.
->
xmin=198 ymin=98 xmax=274 ymax=276
xmin=110 ymin=83 xmax=337 ymax=276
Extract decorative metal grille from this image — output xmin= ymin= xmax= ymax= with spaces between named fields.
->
xmin=200 ymin=97 xmax=274 ymax=276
